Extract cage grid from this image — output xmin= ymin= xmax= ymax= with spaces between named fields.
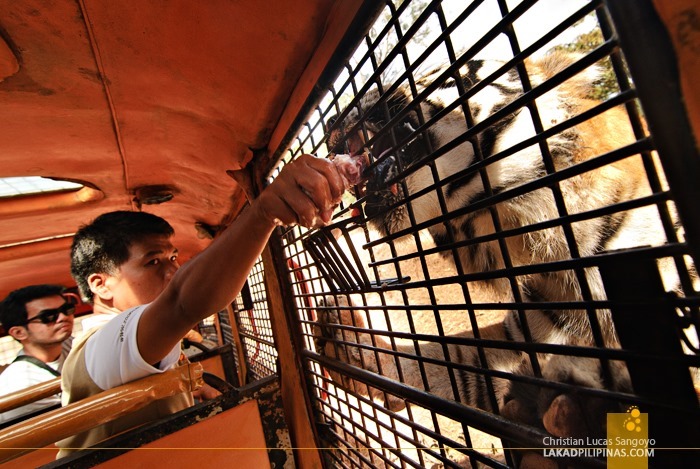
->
xmin=194 ymin=315 xmax=219 ymax=346
xmin=231 ymin=256 xmax=278 ymax=381
xmin=257 ymin=0 xmax=700 ymax=467
xmin=215 ymin=308 xmax=241 ymax=373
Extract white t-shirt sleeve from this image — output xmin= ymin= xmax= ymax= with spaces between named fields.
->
xmin=85 ymin=304 xmax=182 ymax=390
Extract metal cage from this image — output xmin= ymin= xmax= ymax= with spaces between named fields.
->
xmin=253 ymin=0 xmax=699 ymax=467
xmin=232 ymin=256 xmax=278 ymax=382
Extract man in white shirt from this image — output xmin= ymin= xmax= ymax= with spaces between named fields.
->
xmin=0 ymin=284 xmax=74 ymax=423
xmin=57 ymin=154 xmax=344 ymax=455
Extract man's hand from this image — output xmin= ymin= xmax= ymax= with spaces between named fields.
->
xmin=254 ymin=154 xmax=344 ymax=228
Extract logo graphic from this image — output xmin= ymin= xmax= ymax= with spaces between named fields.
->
xmin=607 ymin=406 xmax=653 ymax=468
xmin=624 ymin=407 xmax=643 ymax=433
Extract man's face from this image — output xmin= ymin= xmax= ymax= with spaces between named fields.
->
xmin=106 ymin=234 xmax=180 ymax=311
xmin=23 ymin=295 xmax=74 ymax=345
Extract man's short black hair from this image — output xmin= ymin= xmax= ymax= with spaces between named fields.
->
xmin=70 ymin=211 xmax=174 ymax=303
xmin=0 ymin=284 xmax=66 ymax=330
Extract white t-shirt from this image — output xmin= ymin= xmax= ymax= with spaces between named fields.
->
xmin=79 ymin=311 xmax=118 ymax=332
xmin=0 ymin=352 xmax=63 ymax=423
xmin=83 ymin=304 xmax=181 ymax=391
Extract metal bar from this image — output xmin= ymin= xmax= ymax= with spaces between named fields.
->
xmin=599 ymin=252 xmax=699 ymax=466
xmin=308 ymin=335 xmax=698 ymax=417
xmin=304 ymin=317 xmax=700 ymax=368
xmin=268 ymin=0 xmax=387 ymax=170
xmin=311 ymin=351 xmax=607 ymax=468
xmin=364 ymin=136 xmax=653 ymax=249
xmin=368 ymin=191 xmax=671 ymax=269
xmin=237 ymin=331 xmax=276 ymax=349
xmin=373 ymin=243 xmax=688 ymax=290
xmin=356 ymin=28 xmax=616 ymax=189
xmin=261 ymin=234 xmax=324 ymax=468
xmin=603 ymin=0 xmax=700 ymax=266
xmin=311 ymin=369 xmax=491 ymax=461
xmin=0 ymin=378 xmax=60 ymax=414
xmin=311 ymin=374 xmax=502 ymax=468
xmin=0 ymin=363 xmax=203 ymax=464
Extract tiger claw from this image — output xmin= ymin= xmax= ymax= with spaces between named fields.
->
xmin=542 ymin=394 xmax=588 ymax=438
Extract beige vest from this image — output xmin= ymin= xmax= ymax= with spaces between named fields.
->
xmin=56 ymin=327 xmax=193 ymax=458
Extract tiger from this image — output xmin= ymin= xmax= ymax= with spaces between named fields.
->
xmin=314 ymin=50 xmax=698 ymax=440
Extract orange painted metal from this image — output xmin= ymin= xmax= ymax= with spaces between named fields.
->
xmin=0 ymin=235 xmax=73 ymax=262
xmin=0 ymin=34 xmax=18 ymax=81
xmin=0 ymin=0 xmax=363 ymax=299
xmin=0 ymin=236 xmax=73 ymax=263
xmin=0 ymin=445 xmax=56 ymax=468
xmin=96 ymin=400 xmax=271 ymax=469
xmin=653 ymin=0 xmax=700 ymax=144
xmin=0 ymin=400 xmax=272 ymax=468
xmin=0 ymin=187 xmax=104 ymax=220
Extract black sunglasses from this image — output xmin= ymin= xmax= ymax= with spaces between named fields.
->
xmin=24 ymin=302 xmax=76 ymax=325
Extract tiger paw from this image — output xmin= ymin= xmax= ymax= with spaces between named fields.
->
xmin=541 ymin=393 xmax=590 ymax=438
xmin=504 ymin=355 xmax=629 ymax=438
xmin=540 ymin=356 xmax=630 ymax=438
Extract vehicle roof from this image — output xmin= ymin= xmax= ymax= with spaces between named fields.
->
xmin=0 ymin=0 xmax=364 ymax=298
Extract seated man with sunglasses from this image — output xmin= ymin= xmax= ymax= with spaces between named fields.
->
xmin=0 ymin=284 xmax=75 ymax=424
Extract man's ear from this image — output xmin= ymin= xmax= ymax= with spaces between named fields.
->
xmin=88 ymin=273 xmax=114 ymax=302
xmin=8 ymin=325 xmax=28 ymax=342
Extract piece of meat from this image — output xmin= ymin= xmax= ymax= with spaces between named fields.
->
xmin=331 ymin=153 xmax=368 ymax=191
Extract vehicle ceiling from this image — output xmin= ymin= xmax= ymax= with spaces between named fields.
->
xmin=0 ymin=0 xmax=364 ymax=299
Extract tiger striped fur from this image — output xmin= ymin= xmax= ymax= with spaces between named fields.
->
xmin=317 ymin=50 xmax=697 ymax=419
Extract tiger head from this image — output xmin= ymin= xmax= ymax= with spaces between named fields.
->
xmin=327 ymin=87 xmax=437 ymax=236
xmin=327 ymin=53 xmax=600 ymax=240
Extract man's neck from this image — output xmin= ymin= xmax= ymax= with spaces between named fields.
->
xmin=92 ymin=302 xmax=122 ymax=315
xmin=21 ymin=342 xmax=62 ymax=364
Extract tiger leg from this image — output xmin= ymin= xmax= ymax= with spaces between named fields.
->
xmin=314 ymin=294 xmax=407 ymax=410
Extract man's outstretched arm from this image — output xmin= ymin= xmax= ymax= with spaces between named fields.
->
xmin=137 ymin=154 xmax=344 ymax=365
